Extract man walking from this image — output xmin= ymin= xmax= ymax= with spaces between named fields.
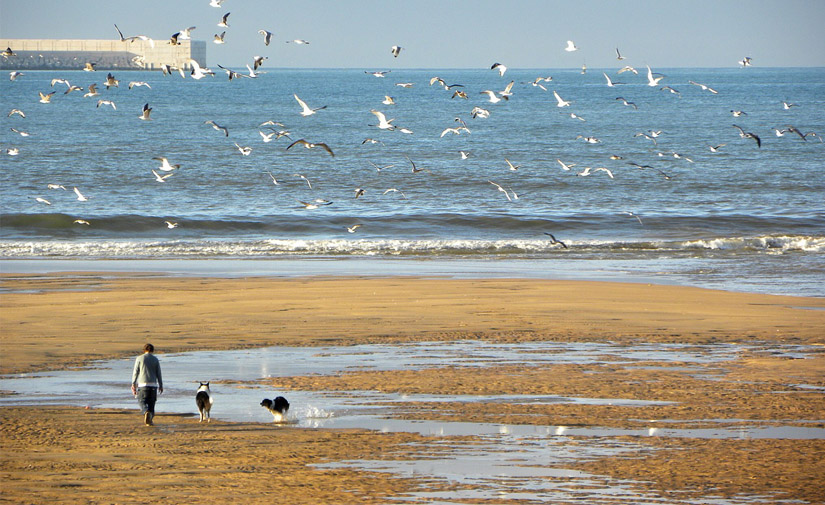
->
xmin=131 ymin=343 xmax=163 ymax=426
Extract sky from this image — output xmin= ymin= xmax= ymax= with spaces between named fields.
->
xmin=1 ymin=0 xmax=824 ymax=69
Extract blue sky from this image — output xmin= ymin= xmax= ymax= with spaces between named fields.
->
xmin=1 ymin=0 xmax=823 ymax=68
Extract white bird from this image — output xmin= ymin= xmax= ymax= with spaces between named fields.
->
xmin=74 ymin=219 xmax=91 ymax=225
xmin=294 ymin=94 xmax=326 ymax=116
xmin=616 ymin=47 xmax=625 ymax=60
xmin=286 ymin=39 xmax=310 ymax=45
xmin=505 ymin=158 xmax=520 ymax=171
xmin=553 ymin=90 xmax=570 ymax=107
xmin=370 ymin=109 xmax=395 ymax=130
xmin=190 ymin=59 xmax=214 ymax=79
xmin=395 ymin=82 xmax=414 ymax=88
xmin=153 ymin=157 xmax=180 ymax=172
xmin=204 ymin=120 xmax=228 ymax=136
xmin=544 ymin=233 xmax=568 ymax=248
xmin=459 ymin=151 xmax=470 ymax=160
xmin=616 ymin=97 xmax=638 ymax=110
xmin=782 ymin=101 xmax=797 ymax=110
xmin=738 ymin=56 xmax=753 ymax=67
xmin=209 ymin=0 xmax=225 ymax=7
xmin=391 ymin=45 xmax=402 ymax=57
xmin=565 ymin=112 xmax=586 ymax=121
xmin=138 ymin=103 xmax=152 ymax=121
xmin=73 ymin=187 xmax=88 ymax=201
xmin=490 ymin=62 xmax=507 ymax=76
xmin=165 ymin=220 xmax=178 ymax=228
xmin=618 ymin=65 xmax=638 ymax=74
xmin=39 ymin=91 xmax=55 ymax=104
xmin=347 ymin=224 xmax=361 ymax=233
xmin=104 ymin=72 xmax=119 ymax=88
xmin=286 ymin=139 xmax=334 ymax=157
xmin=576 ymin=135 xmax=600 ymax=144
xmin=96 ymin=99 xmax=116 ymax=110
xmin=366 ymin=70 xmax=390 ymax=78
xmin=293 ymin=174 xmax=312 ymax=189
xmin=218 ymin=12 xmax=230 ymax=27
xmin=83 ymin=83 xmax=99 ymax=98
xmin=260 ymin=130 xmax=277 ymax=142
xmin=213 ymin=31 xmax=226 ymax=44
xmin=8 ymin=108 xmax=26 ymax=118
xmin=622 ymin=211 xmax=643 ymax=225
xmin=234 ymin=142 xmax=252 ymax=156
xmin=35 ymin=197 xmax=51 ymax=205
xmin=258 ymin=29 xmax=273 ymax=46
xmin=47 ymin=184 xmax=67 ymax=190
xmin=480 ymin=90 xmax=506 ymax=103
xmin=564 ymin=40 xmax=578 ymax=52
xmin=178 ymin=26 xmax=197 ymax=39
xmin=603 ymin=72 xmax=623 ymax=87
xmin=5 ymin=147 xmax=19 ymax=156
xmin=595 ymin=167 xmax=614 ymax=178
xmin=688 ymin=80 xmax=718 ymax=94
xmin=382 ymin=188 xmax=407 ymax=198
xmin=265 ymin=171 xmax=279 ymax=185
xmin=708 ymin=143 xmax=726 ymax=152
xmin=557 ymin=159 xmax=576 ymax=171
xmin=646 ymin=65 xmax=664 ymax=86
xmin=382 ymin=95 xmax=395 ymax=105
xmin=152 ymin=169 xmax=173 ymax=182
xmin=9 ymin=71 xmax=24 ymax=81
xmin=128 ymin=81 xmax=151 ymax=90
xmin=10 ymin=127 xmax=31 ymax=137
xmin=488 ymin=180 xmax=512 ymax=201
xmin=471 ymin=106 xmax=490 ymax=119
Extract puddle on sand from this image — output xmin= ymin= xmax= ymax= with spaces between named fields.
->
xmin=1 ymin=340 xmax=822 ymax=504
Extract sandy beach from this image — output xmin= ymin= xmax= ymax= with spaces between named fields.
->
xmin=1 ymin=274 xmax=824 ymax=504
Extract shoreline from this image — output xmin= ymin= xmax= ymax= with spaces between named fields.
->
xmin=2 ymin=272 xmax=824 ymax=504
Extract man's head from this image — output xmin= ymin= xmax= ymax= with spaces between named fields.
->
xmin=143 ymin=343 xmax=154 ymax=353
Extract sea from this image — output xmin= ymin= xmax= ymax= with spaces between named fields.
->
xmin=1 ymin=66 xmax=823 ymax=296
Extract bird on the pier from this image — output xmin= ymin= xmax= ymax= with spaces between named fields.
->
xmin=286 ymin=139 xmax=334 ymax=157
xmin=138 ymin=103 xmax=152 ymax=120
xmin=204 ymin=120 xmax=229 ymax=136
xmin=294 ymin=94 xmax=326 ymax=116
xmin=258 ymin=29 xmax=273 ymax=46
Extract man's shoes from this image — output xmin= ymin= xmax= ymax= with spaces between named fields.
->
xmin=144 ymin=412 xmax=153 ymax=426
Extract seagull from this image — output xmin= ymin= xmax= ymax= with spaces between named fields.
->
xmin=369 ymin=109 xmax=395 ymax=130
xmin=8 ymin=108 xmax=26 ymax=118
xmin=738 ymin=56 xmax=753 ymax=67
xmin=259 ymin=130 xmax=277 ymax=142
xmin=164 ymin=220 xmax=178 ymax=229
xmin=395 ymin=82 xmax=414 ymax=88
xmin=10 ymin=127 xmax=31 ymax=137
xmin=490 ymin=62 xmax=507 ymax=76
xmin=47 ymin=184 xmax=67 ymax=190
xmin=6 ymin=148 xmax=20 ymax=156
xmin=782 ymin=101 xmax=797 ymax=110
xmin=128 ymin=81 xmax=151 ymax=89
xmin=688 ymin=80 xmax=718 ymax=94
xmin=35 ymin=197 xmax=51 ymax=205
xmin=622 ymin=211 xmax=643 ymax=225
xmin=234 ymin=142 xmax=252 ymax=156
xmin=499 ymin=80 xmax=515 ymax=97
xmin=646 ymin=65 xmax=664 ymax=86
xmin=204 ymin=120 xmax=228 ymax=136
xmin=634 ymin=132 xmax=658 ymax=145
xmin=354 ymin=188 xmax=365 ymax=199
xmin=96 ymin=99 xmax=116 ymax=110
xmin=213 ymin=32 xmax=226 ymax=44
xmin=265 ymin=171 xmax=279 ymax=185
xmin=471 ymin=106 xmax=490 ymax=119
xmin=595 ymin=167 xmax=614 ymax=178
xmin=406 ymin=155 xmax=429 ymax=173
xmin=784 ymin=125 xmax=807 ymax=140
xmin=286 ymin=139 xmax=334 ymax=157
xmin=83 ymin=83 xmax=99 ymax=98
xmin=347 ymin=224 xmax=362 ymax=233
xmin=480 ymin=90 xmax=506 ymax=103
xmin=452 ymin=90 xmax=468 ymax=99
xmin=252 ymin=55 xmax=267 ymax=70
xmin=153 ymin=157 xmax=180 ymax=171
xmin=557 ymin=159 xmax=576 ymax=171
xmin=618 ymin=65 xmax=638 ymax=74
xmin=366 ymin=70 xmax=390 ymax=78
xmin=576 ymin=135 xmax=600 ymax=144
xmin=382 ymin=188 xmax=407 ymax=198
xmin=505 ymin=158 xmax=520 ymax=171
xmin=298 ymin=200 xmax=325 ymax=210
xmin=660 ymin=85 xmax=680 ymax=95
xmin=51 ymin=78 xmax=71 ymax=88
xmin=564 ymin=40 xmax=578 ymax=52
xmin=294 ymin=94 xmax=326 ymax=116
xmin=732 ymin=124 xmax=761 ymax=148
xmin=565 ymin=112 xmax=585 ymax=121
xmin=459 ymin=151 xmax=470 ymax=160
xmin=708 ymin=144 xmax=726 ymax=152
xmin=152 ymin=169 xmax=173 ymax=182
xmin=391 ymin=45 xmax=402 ymax=57
xmin=544 ymin=233 xmax=568 ymax=248
xmin=616 ymin=97 xmax=638 ymax=110
xmin=258 ymin=29 xmax=273 ymax=46
xmin=1 ymin=47 xmax=16 ymax=58
xmin=9 ymin=71 xmax=24 ymax=81
xmin=603 ymin=72 xmax=623 ymax=87
xmin=216 ymin=64 xmax=245 ymax=80
xmin=381 ymin=95 xmax=395 ymax=105
xmin=178 ymin=26 xmax=197 ymax=39
xmin=368 ymin=161 xmax=393 ymax=171
xmin=209 ymin=0 xmax=225 ymax=7
xmin=293 ymin=174 xmax=313 ymax=189
xmin=73 ymin=187 xmax=88 ymax=201
xmin=287 ymin=39 xmax=310 ymax=44
xmin=616 ymin=47 xmax=626 ymax=60
xmin=104 ymin=72 xmax=119 ymax=88
xmin=731 ymin=110 xmax=747 ymax=117
xmin=553 ymin=90 xmax=570 ymax=107
xmin=113 ymin=25 xmax=153 ymax=46
xmin=138 ymin=103 xmax=152 ymax=120
xmin=218 ymin=12 xmax=230 ymax=27
xmin=39 ymin=91 xmax=55 ymax=104
xmin=73 ymin=219 xmax=91 ymax=225
xmin=488 ymin=180 xmax=512 ymax=201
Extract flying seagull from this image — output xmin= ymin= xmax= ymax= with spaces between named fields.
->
xmin=732 ymin=124 xmax=761 ymax=148
xmin=490 ymin=62 xmax=507 ymax=76
xmin=294 ymin=94 xmax=326 ymax=116
xmin=204 ymin=120 xmax=229 ymax=136
xmin=218 ymin=12 xmax=230 ymax=27
xmin=286 ymin=139 xmax=334 ymax=157
xmin=544 ymin=233 xmax=568 ymax=248
xmin=564 ymin=40 xmax=578 ymax=52
xmin=391 ymin=45 xmax=402 ymax=57
xmin=258 ymin=30 xmax=273 ymax=46
xmin=646 ymin=65 xmax=664 ymax=86
xmin=138 ymin=103 xmax=152 ymax=120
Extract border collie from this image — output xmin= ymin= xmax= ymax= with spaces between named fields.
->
xmin=195 ymin=382 xmax=213 ymax=423
xmin=260 ymin=396 xmax=289 ymax=422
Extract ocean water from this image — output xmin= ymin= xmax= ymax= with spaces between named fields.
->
xmin=1 ymin=67 xmax=823 ymax=295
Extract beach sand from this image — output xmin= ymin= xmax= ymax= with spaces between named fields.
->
xmin=2 ymin=274 xmax=824 ymax=504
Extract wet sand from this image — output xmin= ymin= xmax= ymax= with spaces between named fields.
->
xmin=1 ymin=274 xmax=824 ymax=504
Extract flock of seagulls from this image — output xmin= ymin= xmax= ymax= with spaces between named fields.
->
xmin=2 ymin=4 xmax=820 ymax=244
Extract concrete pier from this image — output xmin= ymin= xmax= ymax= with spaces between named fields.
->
xmin=0 ymin=38 xmax=206 ymax=71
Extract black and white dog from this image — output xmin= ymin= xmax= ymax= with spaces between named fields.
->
xmin=195 ymin=382 xmax=213 ymax=423
xmin=260 ymin=396 xmax=289 ymax=422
